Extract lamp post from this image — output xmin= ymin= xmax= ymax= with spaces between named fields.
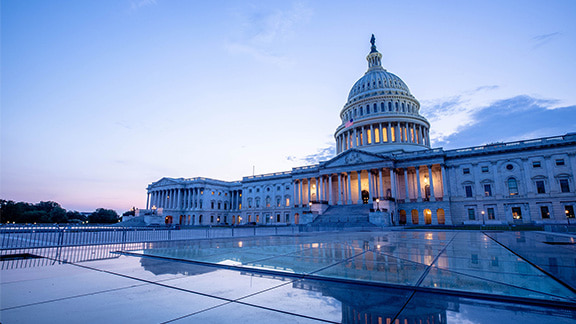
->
xmin=481 ymin=210 xmax=485 ymax=226
xmin=309 ymin=201 xmax=312 ymax=212
xmin=375 ymin=198 xmax=380 ymax=211
xmin=567 ymin=209 xmax=571 ymax=225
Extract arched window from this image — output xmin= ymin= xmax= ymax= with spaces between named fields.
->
xmin=508 ymin=178 xmax=519 ymax=196
xmin=381 ymin=102 xmax=385 ymax=112
xmin=388 ymin=102 xmax=392 ymax=111
xmin=411 ymin=209 xmax=419 ymax=224
xmin=395 ymin=102 xmax=399 ymax=111
xmin=437 ymin=209 xmax=445 ymax=225
xmin=373 ymin=103 xmax=377 ymax=112
xmin=424 ymin=209 xmax=432 ymax=225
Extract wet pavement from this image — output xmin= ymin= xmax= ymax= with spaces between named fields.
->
xmin=1 ymin=230 xmax=575 ymax=323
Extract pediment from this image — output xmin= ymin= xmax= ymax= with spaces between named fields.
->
xmin=322 ymin=149 xmax=387 ymax=168
xmin=153 ymin=177 xmax=180 ymax=187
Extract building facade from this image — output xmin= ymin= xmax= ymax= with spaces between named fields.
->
xmin=138 ymin=37 xmax=576 ymax=227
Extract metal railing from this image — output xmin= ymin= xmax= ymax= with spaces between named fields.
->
xmin=0 ymin=225 xmax=304 ymax=249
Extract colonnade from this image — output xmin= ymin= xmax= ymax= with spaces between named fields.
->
xmin=146 ymin=188 xmax=242 ymax=211
xmin=293 ymin=164 xmax=446 ymax=206
xmin=336 ymin=122 xmax=429 ymax=154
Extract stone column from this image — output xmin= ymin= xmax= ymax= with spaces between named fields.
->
xmin=329 ymin=175 xmax=333 ymax=205
xmin=307 ymin=178 xmax=312 ymax=204
xmin=299 ymin=180 xmax=303 ymax=206
xmin=338 ymin=174 xmax=343 ymax=205
xmin=441 ymin=165 xmax=448 ymax=200
xmin=404 ymin=169 xmax=410 ymax=201
xmin=362 ymin=127 xmax=367 ymax=146
xmin=386 ymin=123 xmax=392 ymax=143
xmin=368 ymin=170 xmax=374 ymax=201
xmin=390 ymin=168 xmax=397 ymax=198
xmin=317 ymin=177 xmax=322 ymax=202
xmin=428 ymin=165 xmax=435 ymax=200
xmin=357 ymin=171 xmax=363 ymax=204
xmin=347 ymin=172 xmax=353 ymax=204
xmin=370 ymin=124 xmax=374 ymax=144
xmin=379 ymin=169 xmax=384 ymax=199
xmin=379 ymin=123 xmax=383 ymax=143
xmin=353 ymin=128 xmax=357 ymax=148
xmin=416 ymin=167 xmax=422 ymax=201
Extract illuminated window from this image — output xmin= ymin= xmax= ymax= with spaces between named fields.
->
xmin=566 ymin=205 xmax=575 ymax=219
xmin=367 ymin=129 xmax=372 ymax=144
xmin=484 ymin=184 xmax=492 ymax=196
xmin=487 ymin=207 xmax=495 ymax=220
xmin=285 ymin=197 xmax=290 ymax=207
xmin=508 ymin=178 xmax=518 ymax=195
xmin=211 ymin=191 xmax=214 ymax=195
xmin=512 ymin=207 xmax=522 ymax=219
xmin=374 ymin=128 xmax=380 ymax=143
xmin=540 ymin=206 xmax=550 ymax=219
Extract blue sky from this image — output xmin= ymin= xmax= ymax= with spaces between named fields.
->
xmin=2 ymin=0 xmax=575 ymax=213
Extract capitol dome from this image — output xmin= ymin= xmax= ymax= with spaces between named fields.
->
xmin=334 ymin=35 xmax=431 ymax=155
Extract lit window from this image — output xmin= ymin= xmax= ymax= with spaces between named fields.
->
xmin=285 ymin=198 xmax=290 ymax=207
xmin=566 ymin=205 xmax=575 ymax=219
xmin=560 ymin=179 xmax=570 ymax=193
xmin=556 ymin=159 xmax=565 ymax=166
xmin=211 ymin=191 xmax=215 ymax=195
xmin=508 ymin=178 xmax=518 ymax=195
xmin=532 ymin=161 xmax=541 ymax=168
xmin=487 ymin=207 xmax=495 ymax=220
xmin=540 ymin=206 xmax=550 ymax=219
xmin=463 ymin=168 xmax=470 ymax=174
xmin=512 ymin=207 xmax=522 ymax=219
xmin=536 ymin=180 xmax=546 ymax=194
xmin=484 ymin=184 xmax=492 ymax=196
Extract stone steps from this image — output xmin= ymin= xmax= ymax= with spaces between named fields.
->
xmin=312 ymin=205 xmax=374 ymax=225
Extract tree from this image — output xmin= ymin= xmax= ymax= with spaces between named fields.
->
xmin=67 ymin=211 xmax=87 ymax=222
xmin=50 ymin=207 xmax=68 ymax=223
xmin=89 ymin=208 xmax=119 ymax=224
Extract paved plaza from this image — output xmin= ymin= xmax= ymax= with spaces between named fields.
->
xmin=1 ymin=230 xmax=575 ymax=323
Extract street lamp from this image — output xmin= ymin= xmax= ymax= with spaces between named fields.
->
xmin=375 ymin=198 xmax=380 ymax=211
xmin=481 ymin=210 xmax=485 ymax=226
xmin=567 ymin=209 xmax=571 ymax=225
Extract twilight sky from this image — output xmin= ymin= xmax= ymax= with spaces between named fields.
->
xmin=2 ymin=0 xmax=576 ymax=213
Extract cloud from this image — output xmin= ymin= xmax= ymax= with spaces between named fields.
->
xmin=288 ymin=144 xmax=335 ymax=165
xmin=225 ymin=1 xmax=313 ymax=66
xmin=532 ymin=32 xmax=561 ymax=49
xmin=431 ymin=95 xmax=576 ymax=149
xmin=422 ymin=85 xmax=501 ymax=143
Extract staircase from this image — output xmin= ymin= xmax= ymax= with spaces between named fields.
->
xmin=311 ymin=204 xmax=375 ymax=227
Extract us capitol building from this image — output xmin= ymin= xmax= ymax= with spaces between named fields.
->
xmin=136 ymin=36 xmax=576 ymax=227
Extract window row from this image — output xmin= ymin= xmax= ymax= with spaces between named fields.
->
xmin=246 ymin=197 xmax=291 ymax=208
xmin=343 ymin=100 xmax=418 ymax=121
xmin=465 ymin=205 xmax=575 ymax=221
xmin=464 ymin=178 xmax=571 ymax=197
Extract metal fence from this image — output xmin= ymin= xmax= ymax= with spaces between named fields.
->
xmin=0 ymin=225 xmax=304 ymax=249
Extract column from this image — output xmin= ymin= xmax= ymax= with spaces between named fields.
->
xmin=362 ymin=126 xmax=367 ymax=146
xmin=404 ymin=169 xmax=410 ymax=201
xmin=370 ymin=124 xmax=374 ymax=144
xmin=293 ymin=181 xmax=298 ymax=206
xmin=317 ymin=177 xmax=322 ymax=202
xmin=357 ymin=171 xmax=363 ymax=204
xmin=396 ymin=123 xmax=401 ymax=142
xmin=338 ymin=174 xmax=343 ymax=205
xmin=379 ymin=123 xmax=384 ymax=143
xmin=368 ymin=170 xmax=373 ymax=201
xmin=329 ymin=175 xmax=334 ymax=205
xmin=441 ymin=165 xmax=448 ymax=200
xmin=347 ymin=172 xmax=353 ymax=204
xmin=353 ymin=128 xmax=357 ymax=148
xmin=299 ymin=180 xmax=303 ymax=206
xmin=387 ymin=123 xmax=392 ymax=143
xmin=390 ymin=169 xmax=397 ymax=198
xmin=428 ymin=165 xmax=435 ymax=200
xmin=416 ymin=167 xmax=422 ymax=201
xmin=307 ymin=178 xmax=312 ymax=204
xmin=379 ymin=169 xmax=384 ymax=199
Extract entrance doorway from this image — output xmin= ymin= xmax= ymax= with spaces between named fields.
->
xmin=362 ymin=190 xmax=370 ymax=204
xmin=165 ymin=215 xmax=173 ymax=224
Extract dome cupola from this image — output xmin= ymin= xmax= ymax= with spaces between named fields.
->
xmin=334 ymin=35 xmax=431 ymax=155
